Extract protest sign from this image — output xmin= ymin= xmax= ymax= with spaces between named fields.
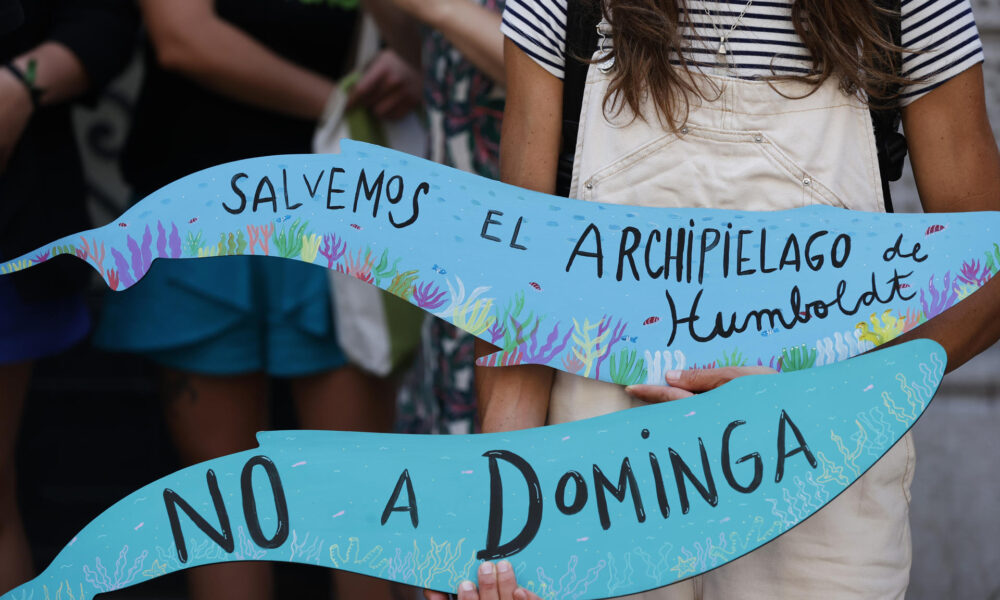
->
xmin=0 ymin=141 xmax=995 ymax=381
xmin=0 ymin=340 xmax=944 ymax=600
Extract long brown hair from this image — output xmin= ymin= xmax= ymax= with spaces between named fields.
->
xmin=599 ymin=0 xmax=912 ymax=129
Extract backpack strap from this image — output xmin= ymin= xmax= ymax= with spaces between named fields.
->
xmin=870 ymin=0 xmax=907 ymax=213
xmin=556 ymin=0 xmax=601 ymax=198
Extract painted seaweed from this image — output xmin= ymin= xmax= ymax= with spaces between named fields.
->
xmin=609 ymin=348 xmax=648 ymax=386
xmin=781 ymin=345 xmax=816 ymax=372
xmin=272 ymin=219 xmax=309 ymax=258
xmin=918 ymin=271 xmax=957 ymax=320
xmin=855 ymin=309 xmax=904 ymax=346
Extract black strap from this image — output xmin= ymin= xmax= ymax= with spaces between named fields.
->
xmin=557 ymin=1 xmax=906 ymax=211
xmin=870 ymin=0 xmax=906 ymax=213
xmin=556 ymin=0 xmax=600 ymax=198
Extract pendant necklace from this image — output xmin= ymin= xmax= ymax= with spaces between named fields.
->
xmin=703 ymin=0 xmax=754 ymax=70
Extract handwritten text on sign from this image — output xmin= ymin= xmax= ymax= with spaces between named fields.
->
xmin=0 ymin=341 xmax=944 ymax=600
xmin=0 ymin=140 xmax=995 ymax=381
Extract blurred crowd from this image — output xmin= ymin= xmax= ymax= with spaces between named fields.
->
xmin=1 ymin=0 xmax=505 ymax=598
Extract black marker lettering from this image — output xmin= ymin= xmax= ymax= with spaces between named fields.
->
xmin=555 ymin=471 xmax=588 ymax=515
xmin=510 ymin=216 xmax=528 ymax=250
xmin=240 ymin=455 xmax=289 ymax=549
xmin=721 ymin=421 xmax=763 ymax=494
xmin=669 ymin=439 xmax=719 ymax=514
xmin=775 ymin=410 xmax=818 ymax=483
xmin=164 ymin=470 xmax=234 ymax=563
xmin=327 ymin=167 xmax=346 ymax=210
xmin=477 ymin=450 xmax=542 ymax=560
xmin=566 ymin=224 xmax=604 ymax=278
xmin=381 ymin=469 xmax=419 ymax=528
xmin=617 ymin=226 xmax=642 ymax=282
xmin=253 ymin=176 xmax=278 ymax=213
xmin=592 ymin=458 xmax=645 ymax=530
xmin=225 ymin=173 xmax=248 ymax=214
xmin=481 ymin=210 xmax=503 ymax=242
xmin=282 ymin=169 xmax=302 ymax=211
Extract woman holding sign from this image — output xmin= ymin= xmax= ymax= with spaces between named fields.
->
xmin=469 ymin=0 xmax=1000 ymax=598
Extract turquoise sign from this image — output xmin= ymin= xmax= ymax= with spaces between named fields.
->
xmin=0 ymin=340 xmax=944 ymax=600
xmin=0 ymin=141 xmax=995 ymax=381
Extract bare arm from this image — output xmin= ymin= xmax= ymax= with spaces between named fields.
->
xmin=0 ymin=42 xmax=91 ymax=169
xmin=368 ymin=0 xmax=505 ymax=85
xmin=363 ymin=0 xmax=423 ymax=71
xmin=879 ymin=65 xmax=1000 ymax=371
xmin=139 ymin=0 xmax=334 ymax=120
xmin=475 ymin=38 xmax=562 ymax=433
xmin=8 ymin=41 xmax=91 ymax=104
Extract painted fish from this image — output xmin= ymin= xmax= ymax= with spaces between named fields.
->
xmin=529 ymin=281 xmax=542 ymax=290
xmin=275 ymin=215 xmax=292 ymax=224
xmin=188 ymin=217 xmax=198 ymax=224
xmin=350 ymin=223 xmax=362 ymax=230
xmin=432 ymin=264 xmax=447 ymax=275
xmin=621 ymin=335 xmax=638 ymax=343
xmin=117 ymin=222 xmax=128 ymax=228
xmin=643 ymin=316 xmax=660 ymax=325
xmin=926 ymin=224 xmax=946 ymax=235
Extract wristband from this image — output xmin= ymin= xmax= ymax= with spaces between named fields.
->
xmin=4 ymin=59 xmax=42 ymax=109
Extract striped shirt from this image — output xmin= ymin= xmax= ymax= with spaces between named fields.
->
xmin=501 ymin=0 xmax=984 ymax=103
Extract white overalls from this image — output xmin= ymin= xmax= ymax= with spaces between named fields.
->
xmin=549 ymin=39 xmax=914 ymax=600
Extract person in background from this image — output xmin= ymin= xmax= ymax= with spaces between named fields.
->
xmin=0 ymin=0 xmax=137 ymax=591
xmin=94 ymin=1 xmax=421 ymax=599
xmin=366 ymin=0 xmax=505 ymax=438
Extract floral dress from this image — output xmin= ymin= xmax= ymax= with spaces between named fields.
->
xmin=395 ymin=0 xmax=505 ymax=434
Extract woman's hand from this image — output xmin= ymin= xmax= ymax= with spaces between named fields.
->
xmin=367 ymin=0 xmax=505 ymax=84
xmin=424 ymin=561 xmax=542 ymax=600
xmin=346 ymin=49 xmax=423 ymax=120
xmin=625 ymin=366 xmax=777 ymax=403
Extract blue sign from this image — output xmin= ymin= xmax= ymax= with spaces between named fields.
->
xmin=0 ymin=340 xmax=944 ymax=600
xmin=0 ymin=141 xmax=995 ymax=382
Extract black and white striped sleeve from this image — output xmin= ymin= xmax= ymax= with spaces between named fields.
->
xmin=899 ymin=0 xmax=985 ymax=104
xmin=501 ymin=0 xmax=568 ymax=79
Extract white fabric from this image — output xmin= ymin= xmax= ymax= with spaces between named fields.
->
xmin=500 ymin=0 xmax=984 ymax=104
xmin=547 ymin=48 xmax=914 ymax=599
xmin=315 ymin=15 xmax=426 ymax=376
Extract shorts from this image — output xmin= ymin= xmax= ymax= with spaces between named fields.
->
xmin=95 ymin=255 xmax=347 ymax=377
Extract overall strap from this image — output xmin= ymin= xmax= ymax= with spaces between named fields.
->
xmin=870 ymin=0 xmax=907 ymax=213
xmin=558 ymin=0 xmax=907 ymax=210
xmin=557 ymin=0 xmax=601 ymax=198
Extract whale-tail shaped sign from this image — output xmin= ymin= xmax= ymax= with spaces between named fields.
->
xmin=1 ymin=340 xmax=944 ymax=600
xmin=0 ymin=141 xmax=994 ymax=382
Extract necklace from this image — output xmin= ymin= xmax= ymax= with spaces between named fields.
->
xmin=703 ymin=0 xmax=754 ymax=67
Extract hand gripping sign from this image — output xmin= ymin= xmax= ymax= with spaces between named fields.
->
xmin=0 ymin=140 xmax=995 ymax=378
xmin=0 ymin=140 xmax=990 ymax=598
xmin=1 ymin=341 xmax=944 ymax=600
